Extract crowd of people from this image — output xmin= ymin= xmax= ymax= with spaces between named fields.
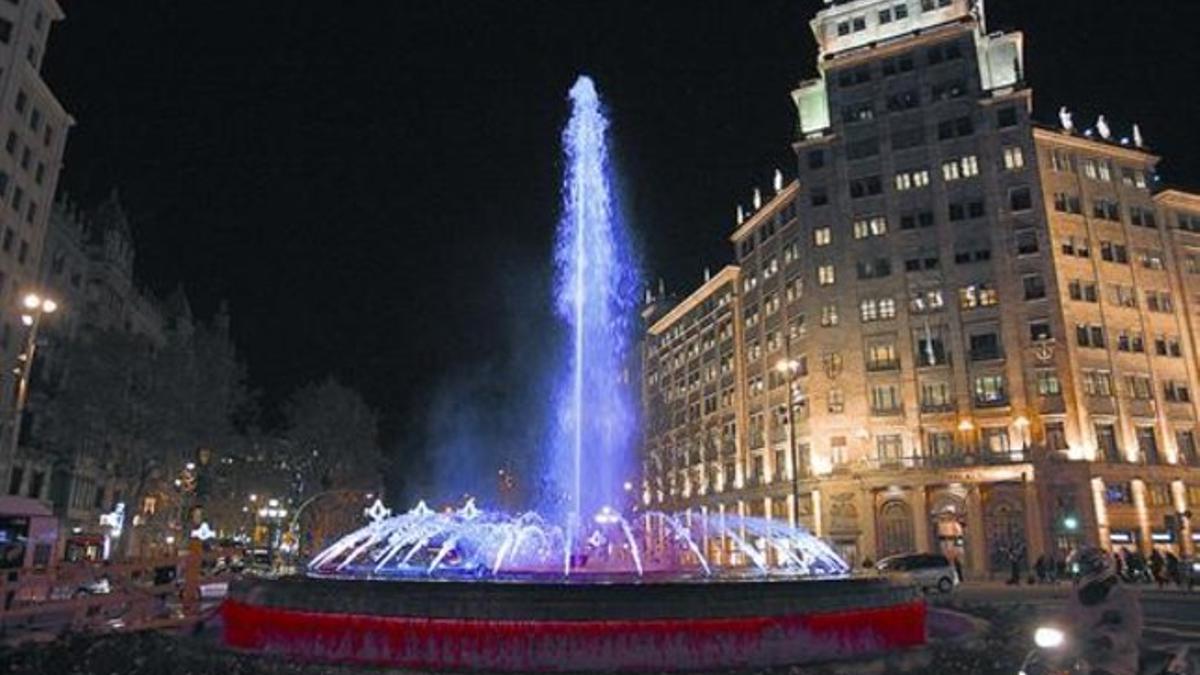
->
xmin=1031 ymin=548 xmax=1194 ymax=589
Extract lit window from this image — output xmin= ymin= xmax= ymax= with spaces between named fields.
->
xmin=814 ymin=227 xmax=831 ymax=246
xmin=818 ymin=264 xmax=836 ymax=286
xmin=1003 ymin=146 xmax=1024 ymax=170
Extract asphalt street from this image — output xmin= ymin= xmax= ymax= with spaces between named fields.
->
xmin=946 ymin=582 xmax=1200 ymax=651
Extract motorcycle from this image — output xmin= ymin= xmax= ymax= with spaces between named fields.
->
xmin=1018 ymin=624 xmax=1193 ymax=675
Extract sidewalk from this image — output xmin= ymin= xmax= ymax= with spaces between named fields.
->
xmin=959 ymin=579 xmax=1200 ymax=598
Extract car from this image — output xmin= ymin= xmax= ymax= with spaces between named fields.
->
xmin=876 ymin=553 xmax=959 ymax=593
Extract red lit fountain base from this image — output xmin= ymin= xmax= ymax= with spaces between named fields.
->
xmin=223 ymin=576 xmax=925 ymax=672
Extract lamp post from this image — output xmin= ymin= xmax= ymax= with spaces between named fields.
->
xmin=3 ymin=292 xmax=57 ymax=490
xmin=775 ymin=355 xmax=802 ymax=526
xmin=258 ymin=498 xmax=288 ymax=573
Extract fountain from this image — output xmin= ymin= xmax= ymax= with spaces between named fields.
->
xmin=222 ymin=76 xmax=925 ymax=672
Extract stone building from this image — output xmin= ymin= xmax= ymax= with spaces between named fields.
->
xmin=640 ymin=0 xmax=1200 ymax=578
xmin=0 ymin=0 xmax=72 ymax=490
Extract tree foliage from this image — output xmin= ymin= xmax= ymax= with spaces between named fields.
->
xmin=282 ymin=377 xmax=381 ymax=497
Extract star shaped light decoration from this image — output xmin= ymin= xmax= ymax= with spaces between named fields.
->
xmin=364 ymin=499 xmax=392 ymax=523
xmin=190 ymin=522 xmax=216 ymax=541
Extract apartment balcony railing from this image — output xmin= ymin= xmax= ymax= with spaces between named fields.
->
xmin=866 ymin=360 xmax=901 ymax=373
xmin=864 ymin=450 xmax=1029 ymax=471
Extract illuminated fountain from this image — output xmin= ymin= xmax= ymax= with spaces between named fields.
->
xmin=223 ymin=76 xmax=925 ymax=671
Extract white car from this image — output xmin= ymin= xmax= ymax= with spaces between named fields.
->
xmin=876 ymin=553 xmax=959 ymax=593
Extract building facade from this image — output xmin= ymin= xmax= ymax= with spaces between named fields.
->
xmin=0 ymin=0 xmax=72 ymax=492
xmin=640 ymin=0 xmax=1200 ymax=578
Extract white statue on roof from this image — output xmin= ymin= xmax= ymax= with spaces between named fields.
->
xmin=1096 ymin=114 xmax=1111 ymax=141
xmin=1058 ymin=106 xmax=1074 ymax=133
xmin=736 ymin=205 xmax=745 ymax=225
xmin=1133 ymin=124 xmax=1145 ymax=149
xmin=773 ymin=169 xmax=784 ymax=193
xmin=752 ymin=188 xmax=762 ymax=210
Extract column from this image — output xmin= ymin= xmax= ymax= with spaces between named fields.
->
xmin=1023 ymin=477 xmax=1045 ymax=563
xmin=1173 ymin=481 xmax=1193 ymax=557
xmin=1133 ymin=479 xmax=1151 ymax=555
xmin=812 ymin=489 xmax=824 ymax=538
xmin=911 ymin=486 xmax=930 ymax=553
xmin=858 ymin=488 xmax=877 ymax=563
xmin=966 ymin=485 xmax=987 ymax=580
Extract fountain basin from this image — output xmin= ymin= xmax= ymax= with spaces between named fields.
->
xmin=222 ymin=575 xmax=925 ymax=671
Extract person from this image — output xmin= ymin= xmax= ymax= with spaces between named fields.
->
xmin=1035 ymin=554 xmax=1048 ymax=584
xmin=1165 ymin=551 xmax=1181 ymax=588
xmin=1113 ymin=549 xmax=1125 ymax=581
xmin=1063 ymin=546 xmax=1143 ymax=675
xmin=1150 ymin=548 xmax=1166 ymax=589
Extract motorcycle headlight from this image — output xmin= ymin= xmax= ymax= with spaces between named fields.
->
xmin=1191 ymin=562 xmax=1200 ymax=573
xmin=1034 ymin=626 xmax=1065 ymax=649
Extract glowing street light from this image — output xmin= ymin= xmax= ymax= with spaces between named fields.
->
xmin=3 ymin=291 xmax=61 ymax=492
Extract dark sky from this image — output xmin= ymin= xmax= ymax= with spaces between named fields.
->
xmin=42 ymin=1 xmax=1200 ymax=441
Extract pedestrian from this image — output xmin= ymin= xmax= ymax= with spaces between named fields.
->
xmin=1035 ymin=554 xmax=1048 ymax=584
xmin=1150 ymin=548 xmax=1166 ymax=589
xmin=1114 ymin=549 xmax=1125 ymax=581
xmin=1007 ymin=544 xmax=1021 ymax=585
xmin=1166 ymin=550 xmax=1181 ymax=588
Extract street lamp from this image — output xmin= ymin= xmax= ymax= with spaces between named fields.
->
xmin=3 ymin=292 xmax=58 ymax=488
xmin=775 ymin=354 xmax=803 ymax=527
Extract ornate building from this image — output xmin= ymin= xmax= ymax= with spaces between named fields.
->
xmin=640 ymin=0 xmax=1200 ymax=578
xmin=0 ymin=0 xmax=72 ymax=491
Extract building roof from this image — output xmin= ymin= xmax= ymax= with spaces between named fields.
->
xmin=648 ymin=265 xmax=740 ymax=336
xmin=730 ymin=181 xmax=799 ymax=244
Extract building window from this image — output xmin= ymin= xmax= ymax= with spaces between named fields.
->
xmin=1045 ymin=422 xmax=1067 ymax=451
xmin=1094 ymin=424 xmax=1121 ymax=462
xmin=814 ymin=226 xmax=831 ymax=246
xmin=1165 ymin=381 xmax=1192 ymax=403
xmin=959 ymin=283 xmax=998 ymax=309
xmin=817 ymin=264 xmax=835 ymax=286
xmin=827 ymin=389 xmax=845 ymax=414
xmin=1110 ymin=284 xmax=1137 ymax=308
xmin=1082 ymin=369 xmax=1113 ymax=397
xmin=909 ymin=289 xmax=944 ymax=313
xmin=1075 ymin=324 xmax=1106 ymax=349
xmin=1050 ymin=150 xmax=1075 ymax=172
xmin=973 ymin=374 xmax=1007 ymax=406
xmin=842 ymin=102 xmax=875 ymax=124
xmin=1023 ymin=274 xmax=1046 ymax=300
xmin=1015 ymin=230 xmax=1039 ymax=255
xmin=866 ymin=342 xmax=899 ymax=370
xmin=982 ymin=428 xmax=1011 ymax=455
xmin=1177 ymin=431 xmax=1197 ymax=465
xmin=1036 ymin=370 xmax=1061 ymax=396
xmin=1124 ymin=374 xmax=1153 ymax=400
xmin=820 ymin=303 xmax=839 ymax=327
xmin=948 ymin=198 xmax=985 ymax=221
xmin=1053 ymin=192 xmax=1082 ymax=214
xmin=1028 ymin=319 xmax=1052 ymax=342
xmin=1138 ymin=249 xmax=1166 ymax=271
xmin=1138 ymin=426 xmax=1161 ymax=465
xmin=1091 ymin=199 xmax=1121 ymax=221
xmin=968 ymin=332 xmax=1002 ymax=361
xmin=877 ymin=434 xmax=903 ymax=463
xmin=1068 ymin=280 xmax=1098 ymax=302
xmin=808 ymin=150 xmax=825 ymax=169
xmin=860 ymin=297 xmax=896 ymax=323
xmin=996 ymin=107 xmax=1019 ymax=128
xmin=894 ymin=169 xmax=930 ymax=191
xmin=1003 ymin=146 xmax=1025 ymax=170
xmin=810 ymin=187 xmax=828 ymax=207
xmin=915 ymin=328 xmax=948 ymax=367
xmin=881 ymin=52 xmax=914 ymax=76
xmin=899 ymin=210 xmax=935 ymax=230
xmin=849 ymin=175 xmax=883 ymax=199
xmin=852 ymin=215 xmax=888 ymax=239
xmin=1099 ymin=241 xmax=1128 ymax=263
xmin=856 ymin=258 xmax=891 ymax=280
xmin=1009 ymin=187 xmax=1032 ymax=212
xmin=885 ymin=89 xmax=920 ymax=112
xmin=1129 ymin=206 xmax=1157 ymax=229
xmin=1061 ymin=235 xmax=1090 ymax=258
xmin=941 ymin=155 xmax=979 ymax=181
xmin=936 ymin=116 xmax=973 ymax=140
xmin=920 ymin=381 xmax=952 ymax=411
xmin=1104 ymin=481 xmax=1134 ymax=504
xmin=1145 ymin=290 xmax=1173 ymax=313
xmin=870 ymin=385 xmax=902 ymax=414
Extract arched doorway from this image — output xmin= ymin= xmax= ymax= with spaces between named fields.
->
xmin=929 ymin=492 xmax=969 ymax=576
xmin=985 ymin=492 xmax=1027 ymax=576
xmin=878 ymin=499 xmax=914 ymax=557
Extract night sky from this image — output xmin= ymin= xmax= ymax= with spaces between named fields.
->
xmin=41 ymin=1 xmax=1200 ymax=463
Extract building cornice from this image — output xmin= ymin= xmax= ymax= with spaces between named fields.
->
xmin=729 ymin=181 xmax=799 ymax=244
xmin=1032 ymin=126 xmax=1158 ymax=165
xmin=648 ymin=266 xmax=740 ymax=336
xmin=1154 ymin=189 xmax=1200 ymax=210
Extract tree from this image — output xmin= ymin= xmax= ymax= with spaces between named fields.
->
xmin=39 ymin=318 xmax=250 ymax=558
xmin=282 ymin=378 xmax=382 ymax=498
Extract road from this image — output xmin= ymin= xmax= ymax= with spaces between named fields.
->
xmin=945 ymin=582 xmax=1200 ymax=651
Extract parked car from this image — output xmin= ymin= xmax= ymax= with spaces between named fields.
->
xmin=876 ymin=553 xmax=958 ymax=593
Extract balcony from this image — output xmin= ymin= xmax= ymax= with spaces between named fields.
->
xmin=1126 ymin=398 xmax=1157 ymax=419
xmin=969 ymin=348 xmax=1004 ymax=362
xmin=870 ymin=405 xmax=905 ymax=417
xmin=866 ymin=360 xmax=901 ymax=373
xmin=1038 ymin=395 xmax=1066 ymax=415
xmin=920 ymin=403 xmax=956 ymax=414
